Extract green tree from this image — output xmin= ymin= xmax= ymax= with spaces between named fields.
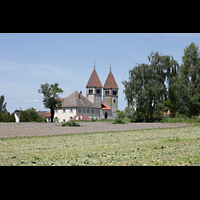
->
xmin=122 ymin=52 xmax=180 ymax=122
xmin=0 ymin=95 xmax=7 ymax=122
xmin=124 ymin=107 xmax=135 ymax=120
xmin=0 ymin=95 xmax=7 ymax=113
xmin=0 ymin=95 xmax=15 ymax=122
xmin=20 ymin=110 xmax=30 ymax=122
xmin=180 ymin=42 xmax=200 ymax=117
xmin=38 ymin=83 xmax=64 ymax=122
xmin=10 ymin=113 xmax=16 ymax=122
xmin=19 ymin=107 xmax=39 ymax=122
xmin=3 ymin=112 xmax=11 ymax=122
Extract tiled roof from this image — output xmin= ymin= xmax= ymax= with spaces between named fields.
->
xmin=43 ymin=111 xmax=51 ymax=118
xmin=59 ymin=98 xmax=65 ymax=101
xmin=86 ymin=68 xmax=102 ymax=88
xmin=101 ymin=103 xmax=111 ymax=110
xmin=61 ymin=91 xmax=99 ymax=108
xmin=37 ymin=111 xmax=48 ymax=116
xmin=103 ymin=70 xmax=119 ymax=89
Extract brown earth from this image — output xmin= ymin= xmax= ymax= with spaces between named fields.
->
xmin=0 ymin=122 xmax=193 ymax=138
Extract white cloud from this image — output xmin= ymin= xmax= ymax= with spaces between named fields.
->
xmin=0 ymin=59 xmax=84 ymax=81
xmin=33 ymin=99 xmax=40 ymax=102
xmin=24 ymin=99 xmax=40 ymax=103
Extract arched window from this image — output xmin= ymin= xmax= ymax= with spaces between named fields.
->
xmin=113 ymin=91 xmax=117 ymax=95
xmin=96 ymin=89 xmax=101 ymax=94
xmin=89 ymin=89 xmax=93 ymax=94
xmin=106 ymin=90 xmax=109 ymax=95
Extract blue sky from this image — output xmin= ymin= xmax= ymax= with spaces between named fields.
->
xmin=1 ymin=33 xmax=200 ymax=113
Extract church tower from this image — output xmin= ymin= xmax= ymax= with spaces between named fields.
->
xmin=86 ymin=65 xmax=102 ymax=108
xmin=103 ymin=68 xmax=119 ymax=118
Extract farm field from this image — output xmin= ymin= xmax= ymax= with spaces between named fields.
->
xmin=0 ymin=122 xmax=191 ymax=138
xmin=0 ymin=122 xmax=200 ymax=166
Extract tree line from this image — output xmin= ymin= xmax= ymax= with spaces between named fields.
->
xmin=122 ymin=42 xmax=200 ymax=122
xmin=0 ymin=83 xmax=64 ymax=123
xmin=0 ymin=96 xmax=47 ymax=122
xmin=0 ymin=95 xmax=15 ymax=122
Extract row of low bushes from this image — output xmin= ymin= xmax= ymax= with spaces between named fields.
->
xmin=62 ymin=121 xmax=80 ymax=127
xmin=112 ymin=109 xmax=200 ymax=124
xmin=61 ymin=117 xmax=200 ymax=126
xmin=161 ymin=117 xmax=200 ymax=123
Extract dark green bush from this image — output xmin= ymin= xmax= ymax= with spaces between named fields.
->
xmin=19 ymin=107 xmax=47 ymax=122
xmin=112 ymin=118 xmax=125 ymax=124
xmin=62 ymin=121 xmax=80 ymax=127
xmin=36 ymin=116 xmax=47 ymax=122
xmin=0 ymin=112 xmax=15 ymax=122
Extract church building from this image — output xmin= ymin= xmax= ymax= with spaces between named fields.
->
xmin=54 ymin=65 xmax=119 ymax=122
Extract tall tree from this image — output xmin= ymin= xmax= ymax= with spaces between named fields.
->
xmin=0 ymin=95 xmax=7 ymax=121
xmin=180 ymin=42 xmax=200 ymax=117
xmin=122 ymin=52 xmax=180 ymax=121
xmin=38 ymin=83 xmax=64 ymax=122
xmin=0 ymin=95 xmax=7 ymax=113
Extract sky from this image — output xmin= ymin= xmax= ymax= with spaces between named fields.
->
xmin=1 ymin=33 xmax=200 ymax=113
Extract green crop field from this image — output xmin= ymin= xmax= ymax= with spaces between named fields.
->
xmin=1 ymin=124 xmax=200 ymax=166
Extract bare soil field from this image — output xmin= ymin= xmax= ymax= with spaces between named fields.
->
xmin=0 ymin=122 xmax=193 ymax=138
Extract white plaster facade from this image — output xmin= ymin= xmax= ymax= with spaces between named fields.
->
xmin=54 ymin=107 xmax=101 ymax=122
xmin=54 ymin=108 xmax=76 ymax=122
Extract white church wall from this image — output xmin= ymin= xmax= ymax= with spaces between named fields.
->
xmin=54 ymin=108 xmax=77 ymax=122
xmin=76 ymin=108 xmax=100 ymax=120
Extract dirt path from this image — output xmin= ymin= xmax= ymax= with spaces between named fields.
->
xmin=0 ymin=122 xmax=193 ymax=138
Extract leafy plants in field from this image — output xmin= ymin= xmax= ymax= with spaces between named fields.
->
xmin=1 ymin=125 xmax=200 ymax=166
xmin=62 ymin=121 xmax=80 ymax=127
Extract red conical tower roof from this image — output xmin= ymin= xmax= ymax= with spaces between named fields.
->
xmin=103 ymin=69 xmax=119 ymax=89
xmin=86 ymin=66 xmax=102 ymax=88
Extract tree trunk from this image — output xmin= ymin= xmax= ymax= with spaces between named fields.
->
xmin=50 ymin=108 xmax=54 ymax=122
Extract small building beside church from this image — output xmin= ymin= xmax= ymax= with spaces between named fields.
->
xmin=54 ymin=65 xmax=119 ymax=122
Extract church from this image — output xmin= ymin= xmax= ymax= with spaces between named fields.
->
xmin=54 ymin=65 xmax=119 ymax=122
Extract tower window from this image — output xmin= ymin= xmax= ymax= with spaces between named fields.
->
xmin=113 ymin=91 xmax=117 ymax=95
xmin=96 ymin=89 xmax=101 ymax=94
xmin=106 ymin=90 xmax=109 ymax=95
xmin=89 ymin=89 xmax=93 ymax=94
xmin=113 ymin=99 xmax=116 ymax=103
